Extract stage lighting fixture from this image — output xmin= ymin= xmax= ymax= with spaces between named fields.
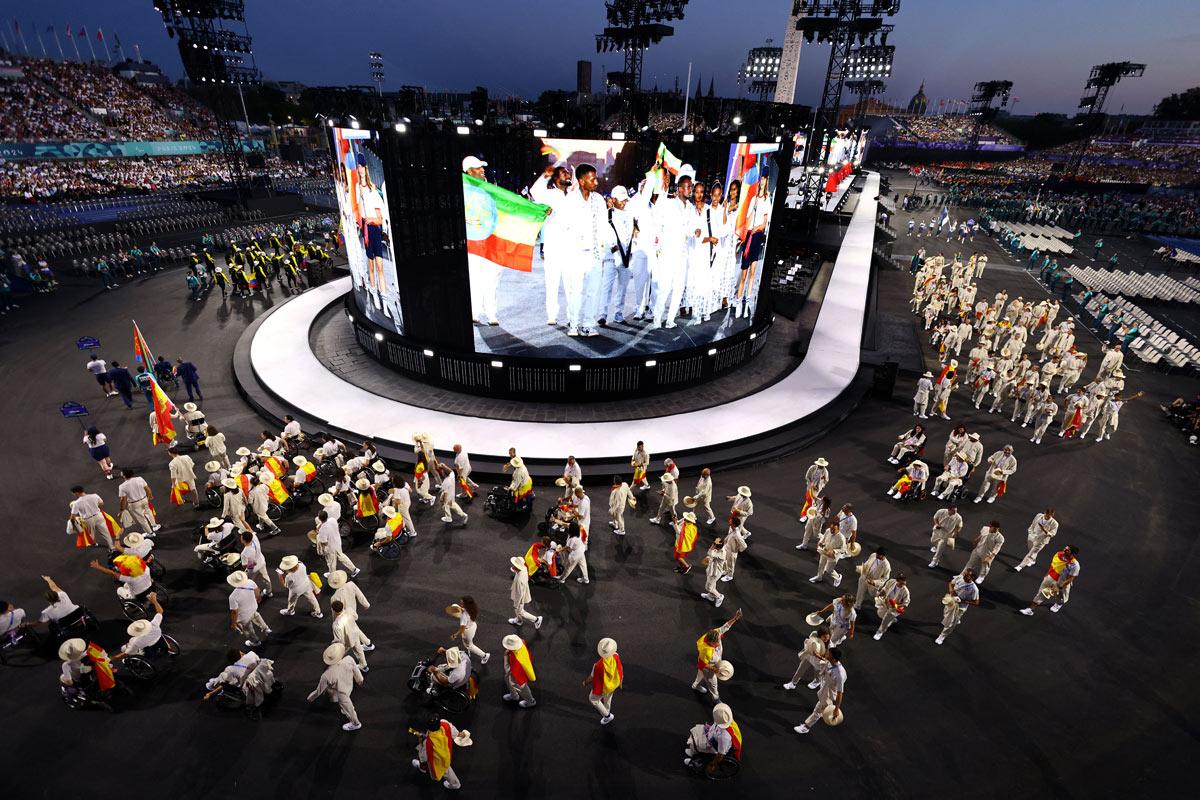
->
xmin=738 ymin=135 xmax=747 ymax=143
xmin=682 ymin=133 xmax=695 ymax=142
xmin=645 ymin=360 xmax=657 ymax=367
xmin=346 ymin=313 xmax=354 ymax=322
xmin=474 ymin=118 xmax=484 ymax=126
xmin=374 ymin=332 xmax=384 ymax=341
xmin=707 ymin=348 xmax=717 ymax=356
xmin=749 ymin=332 xmax=757 ymax=340
xmin=569 ymin=364 xmax=582 ymax=372
xmin=556 ymin=122 xmax=565 ymax=129
xmin=394 ymin=123 xmax=407 ymax=132
xmin=350 ymin=119 xmax=360 ymax=129
xmin=612 ymin=131 xmax=626 ymax=140
xmin=490 ymin=361 xmax=504 ymax=368
xmin=732 ymin=115 xmax=742 ymax=125
xmin=423 ymin=349 xmax=435 ymax=357
xmin=456 ymin=126 xmax=470 ymax=134
xmin=533 ymin=128 xmax=548 ymax=137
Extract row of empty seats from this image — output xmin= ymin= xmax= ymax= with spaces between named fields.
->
xmin=1068 ymin=265 xmax=1200 ymax=304
xmin=1083 ymin=293 xmax=1200 ymax=371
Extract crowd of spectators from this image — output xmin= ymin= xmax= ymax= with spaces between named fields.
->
xmin=0 ymin=155 xmax=326 ymax=201
xmin=0 ymin=62 xmax=109 ymax=141
xmin=884 ymin=115 xmax=1021 ymax=146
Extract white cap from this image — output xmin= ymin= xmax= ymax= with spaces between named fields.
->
xmin=462 ymin=155 xmax=488 ymax=172
xmin=676 ymin=164 xmax=696 ymax=182
xmin=610 ymin=186 xmax=629 ymax=201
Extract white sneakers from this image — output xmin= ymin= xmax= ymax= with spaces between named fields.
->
xmin=534 ymin=616 xmax=543 ymax=629
xmin=720 ymin=575 xmax=734 ymax=583
xmin=807 ymin=679 xmax=820 ymax=690
xmin=935 ymin=634 xmax=946 ymax=645
xmin=1050 ymin=603 xmax=1063 ymax=613
xmin=1019 ymin=608 xmax=1034 ymax=616
xmin=342 ymin=722 xmax=362 ymax=731
xmin=783 ymin=681 xmax=797 ymax=691
xmin=873 ymin=631 xmax=884 ymax=640
xmin=794 ymin=724 xmax=811 ymax=734
xmin=601 ymin=713 xmax=615 ymax=725
xmin=481 ymin=653 xmax=491 ymax=664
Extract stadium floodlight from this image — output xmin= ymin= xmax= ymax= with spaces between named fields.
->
xmin=596 ymin=1 xmax=692 ymax=127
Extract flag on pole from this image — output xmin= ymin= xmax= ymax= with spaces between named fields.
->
xmin=132 ymin=320 xmax=156 ymax=371
xmin=150 ymin=379 xmax=177 ymax=445
xmin=96 ymin=28 xmax=103 ymax=40
xmin=937 ymin=206 xmax=950 ymax=229
xmin=462 ymin=174 xmax=550 ymax=273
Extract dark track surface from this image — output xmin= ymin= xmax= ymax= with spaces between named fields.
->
xmin=2 ymin=226 xmax=1199 ymax=799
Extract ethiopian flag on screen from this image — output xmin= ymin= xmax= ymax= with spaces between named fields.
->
xmin=463 ymin=174 xmax=549 ymax=272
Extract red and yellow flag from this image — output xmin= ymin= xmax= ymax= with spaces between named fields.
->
xmin=356 ymin=487 xmax=379 ymax=518
xmin=86 ymin=642 xmax=116 ymax=691
xmin=150 ymin=379 xmax=177 ymax=446
xmin=414 ymin=461 xmax=427 ymax=482
xmin=263 ymin=456 xmax=286 ymax=478
xmin=506 ymin=641 xmax=536 ymax=684
xmin=458 ymin=477 xmax=474 ymax=500
xmin=75 ymin=526 xmax=95 ymax=549
xmin=696 ymin=634 xmax=718 ymax=669
xmin=591 ymin=653 xmax=623 ymax=695
xmin=673 ymin=521 xmax=698 ymax=559
xmin=266 ymin=478 xmax=290 ymax=504
xmin=170 ymin=481 xmax=191 ymax=506
xmin=113 ymin=554 xmax=146 ymax=577
xmin=299 ymin=461 xmax=317 ymax=482
xmin=384 ymin=511 xmax=405 ymax=539
xmin=726 ymin=721 xmax=744 ymax=760
xmin=523 ymin=541 xmax=543 ymax=576
xmin=424 ymin=720 xmax=454 ymax=781
xmin=102 ymin=512 xmax=122 ymax=539
xmin=514 ymin=477 xmax=533 ymax=502
xmin=132 ymin=319 xmax=156 ymax=372
xmin=1048 ymin=550 xmax=1069 ymax=580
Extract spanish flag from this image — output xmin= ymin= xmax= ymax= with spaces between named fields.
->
xmin=86 ymin=642 xmax=117 ymax=692
xmin=113 ymin=554 xmax=146 ymax=577
xmin=632 ymin=465 xmax=646 ymax=484
xmin=356 ymin=487 xmax=379 ymax=518
xmin=523 ymin=541 xmax=543 ymax=576
xmin=266 ymin=478 xmax=290 ymax=504
xmin=514 ymin=478 xmax=533 ymax=502
xmin=996 ymin=480 xmax=1007 ymax=498
xmin=893 ymin=475 xmax=913 ymax=494
xmin=673 ymin=521 xmax=698 ymax=559
xmin=263 ymin=456 xmax=286 ymax=478
xmin=384 ymin=511 xmax=405 ymax=539
xmin=298 ymin=461 xmax=317 ymax=482
xmin=424 ymin=720 xmax=454 ymax=781
xmin=591 ymin=653 xmax=623 ymax=695
xmin=102 ymin=511 xmax=122 ymax=539
xmin=414 ymin=461 xmax=427 ymax=483
xmin=506 ymin=641 xmax=536 ymax=685
xmin=800 ymin=487 xmax=816 ymax=518
xmin=150 ymin=378 xmax=177 ymax=446
xmin=170 ymin=481 xmax=191 ymax=506
xmin=236 ymin=474 xmax=251 ymax=496
xmin=1047 ymin=550 xmax=1069 ymax=580
xmin=696 ymin=633 xmax=718 ymax=669
xmin=726 ymin=720 xmax=743 ymax=760
xmin=75 ymin=526 xmax=95 ymax=549
xmin=458 ymin=477 xmax=474 ymax=500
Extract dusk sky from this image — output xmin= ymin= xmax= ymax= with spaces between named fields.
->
xmin=15 ymin=0 xmax=1200 ymax=115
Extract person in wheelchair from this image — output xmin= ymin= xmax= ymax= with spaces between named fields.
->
xmin=203 ymin=647 xmax=278 ymax=710
xmin=195 ymin=517 xmax=241 ymax=565
xmin=115 ymin=531 xmax=155 ymax=568
xmin=524 ymin=536 xmax=562 ymax=583
xmin=181 ymin=402 xmax=208 ymax=444
xmin=425 ymin=646 xmax=472 ymax=697
xmin=684 ymin=702 xmax=743 ymax=777
xmin=371 ymin=506 xmax=410 ymax=554
xmin=885 ymin=459 xmax=929 ymax=500
xmin=38 ymin=575 xmax=92 ymax=640
xmin=313 ymin=433 xmax=346 ymax=466
xmin=59 ymin=637 xmax=118 ymax=708
xmin=289 ymin=455 xmax=320 ymax=492
xmin=110 ymin=593 xmax=165 ymax=660
xmin=931 ymin=454 xmax=970 ymax=500
xmin=280 ymin=415 xmax=304 ymax=453
xmin=886 ymin=423 xmax=927 ymax=465
xmin=89 ymin=551 xmax=153 ymax=602
xmin=0 ymin=599 xmax=28 ymax=645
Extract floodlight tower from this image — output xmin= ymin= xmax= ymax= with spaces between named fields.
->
xmin=740 ymin=43 xmax=783 ymax=101
xmin=1068 ymin=61 xmax=1145 ymax=177
xmin=595 ymin=0 xmax=690 ymax=128
xmin=844 ymin=25 xmax=893 ymax=157
xmin=152 ymin=0 xmax=260 ymax=207
xmin=966 ymin=79 xmax=1013 ymax=160
xmin=793 ymin=0 xmax=902 ymax=209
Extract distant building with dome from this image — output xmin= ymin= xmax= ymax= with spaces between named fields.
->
xmin=907 ymin=82 xmax=928 ymax=116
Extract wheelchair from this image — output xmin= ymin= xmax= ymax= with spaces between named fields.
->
xmin=47 ymin=606 xmax=100 ymax=644
xmin=209 ymin=678 xmax=284 ymax=721
xmin=0 ymin=625 xmax=44 ymax=667
xmin=120 ymin=634 xmax=181 ymax=681
xmin=483 ymin=486 xmax=535 ymax=522
xmin=284 ymin=476 xmax=326 ymax=511
xmin=406 ymin=656 xmax=479 ymax=715
xmin=204 ymin=485 xmax=224 ymax=509
xmin=685 ymin=752 xmax=741 ymax=781
xmin=119 ymin=584 xmax=171 ymax=621
xmin=897 ymin=445 xmax=926 ymax=468
xmin=370 ymin=530 xmax=411 ymax=560
xmin=60 ymin=672 xmax=120 ymax=713
xmin=195 ymin=529 xmax=241 ymax=574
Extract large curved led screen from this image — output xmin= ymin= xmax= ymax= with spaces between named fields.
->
xmin=463 ymin=137 xmax=780 ymax=358
xmin=331 ymin=126 xmax=403 ymax=334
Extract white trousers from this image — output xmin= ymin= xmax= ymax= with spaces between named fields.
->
xmin=468 ymin=260 xmax=502 ymax=320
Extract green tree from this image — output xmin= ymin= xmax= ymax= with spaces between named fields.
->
xmin=1153 ymin=87 xmax=1200 ymax=120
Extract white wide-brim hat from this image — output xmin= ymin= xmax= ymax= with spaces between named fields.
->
xmin=292 ymin=455 xmax=308 ymax=466
xmin=597 ymin=637 xmax=618 ymax=658
xmin=846 ymin=541 xmax=862 ymax=557
xmin=445 ymin=646 xmax=463 ymax=666
xmin=183 ymin=402 xmax=197 ymax=412
xmin=59 ymin=638 xmax=87 ymax=661
xmin=205 ymin=460 xmax=221 ymax=473
xmin=502 ymin=634 xmax=523 ymax=651
xmin=226 ymin=570 xmax=252 ymax=588
xmin=208 ymin=516 xmax=226 ymax=529
xmin=221 ymin=478 xmax=238 ymax=490
xmin=220 ymin=552 xmax=241 ymax=566
xmin=327 ymin=570 xmax=348 ymax=588
xmin=354 ymin=478 xmax=371 ymax=490
xmin=822 ymin=706 xmax=844 ymax=726
xmin=235 ymin=447 xmax=252 ymax=457
xmin=712 ymin=702 xmax=733 ymax=726
xmin=682 ymin=495 xmax=697 ymax=508
xmin=660 ymin=474 xmax=674 ymax=483
xmin=127 ymin=618 xmax=154 ymax=638
xmin=279 ymin=555 xmax=300 ymax=571
xmin=372 ymin=461 xmax=386 ymax=473
xmin=682 ymin=511 xmax=697 ymax=522
xmin=805 ymin=612 xmax=824 ymax=627
xmin=509 ymin=556 xmax=526 ymax=572
xmin=453 ymin=730 xmax=474 ymax=747
xmin=737 ymin=485 xmax=752 ymax=497
xmin=716 ymin=660 xmax=734 ymax=681
xmin=445 ymin=603 xmax=464 ymax=617
xmin=509 ymin=457 xmax=524 ymax=469
xmin=318 ymin=493 xmax=335 ymax=506
xmin=323 ymin=643 xmax=347 ymax=665
xmin=124 ymin=532 xmax=144 ymax=547
xmin=382 ymin=506 xmax=399 ymax=518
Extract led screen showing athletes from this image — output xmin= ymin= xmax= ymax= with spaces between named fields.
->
xmin=330 ymin=126 xmax=403 ymax=334
xmin=461 ymin=136 xmax=780 ymax=359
